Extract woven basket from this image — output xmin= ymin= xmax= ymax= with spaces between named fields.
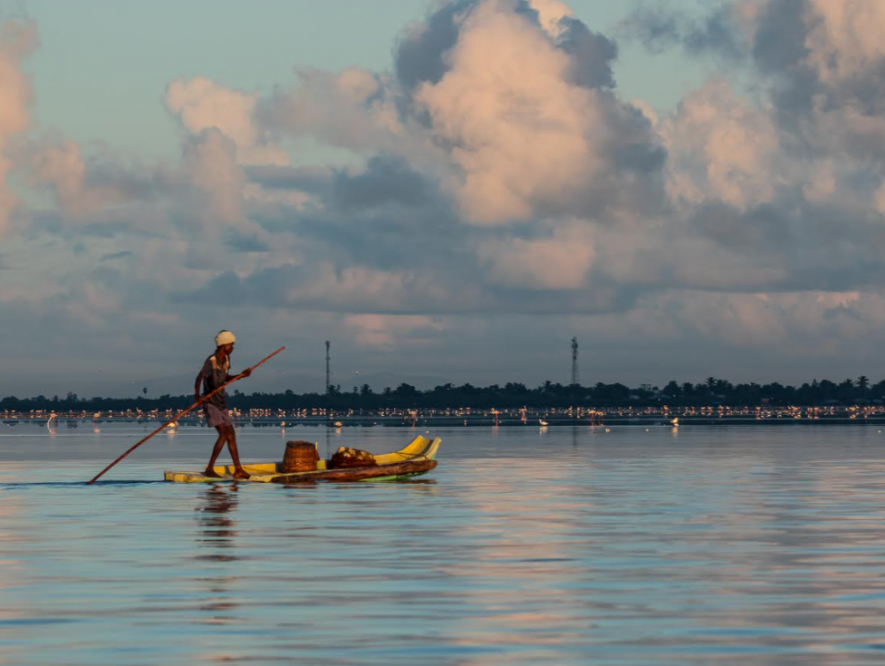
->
xmin=282 ymin=441 xmax=319 ymax=473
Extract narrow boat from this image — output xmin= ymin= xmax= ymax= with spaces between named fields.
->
xmin=164 ymin=435 xmax=441 ymax=484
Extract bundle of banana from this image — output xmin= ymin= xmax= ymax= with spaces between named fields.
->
xmin=328 ymin=446 xmax=377 ymax=469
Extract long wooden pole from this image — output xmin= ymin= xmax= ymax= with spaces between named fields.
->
xmin=87 ymin=346 xmax=285 ymax=485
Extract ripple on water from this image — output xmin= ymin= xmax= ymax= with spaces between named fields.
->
xmin=1 ymin=424 xmax=885 ymax=664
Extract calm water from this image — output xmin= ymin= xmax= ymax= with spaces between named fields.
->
xmin=2 ymin=422 xmax=885 ymax=665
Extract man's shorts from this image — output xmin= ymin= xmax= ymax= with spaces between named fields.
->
xmin=204 ymin=403 xmax=233 ymax=428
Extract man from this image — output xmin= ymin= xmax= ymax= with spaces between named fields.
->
xmin=195 ymin=330 xmax=252 ymax=479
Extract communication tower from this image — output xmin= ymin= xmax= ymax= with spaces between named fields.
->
xmin=571 ymin=337 xmax=579 ymax=386
xmin=325 ymin=341 xmax=331 ymax=394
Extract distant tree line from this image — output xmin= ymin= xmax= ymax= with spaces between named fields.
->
xmin=2 ymin=376 xmax=884 ymax=412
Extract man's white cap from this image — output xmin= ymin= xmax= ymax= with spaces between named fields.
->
xmin=215 ymin=330 xmax=236 ymax=346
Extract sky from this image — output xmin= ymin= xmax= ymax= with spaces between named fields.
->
xmin=2 ymin=0 xmax=885 ymax=398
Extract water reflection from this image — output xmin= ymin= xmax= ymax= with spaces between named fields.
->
xmin=195 ymin=484 xmax=239 ymax=561
xmin=5 ymin=425 xmax=885 ymax=664
xmin=194 ymin=484 xmax=243 ymax=628
xmin=692 ymin=456 xmax=885 ymax=662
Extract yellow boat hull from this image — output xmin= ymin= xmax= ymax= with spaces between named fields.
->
xmin=164 ymin=435 xmax=441 ymax=483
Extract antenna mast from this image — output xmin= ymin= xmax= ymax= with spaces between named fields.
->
xmin=325 ymin=341 xmax=331 ymax=394
xmin=571 ymin=337 xmax=579 ymax=386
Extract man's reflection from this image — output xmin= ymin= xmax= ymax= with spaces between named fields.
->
xmin=194 ymin=484 xmax=242 ymax=623
xmin=196 ymin=484 xmax=239 ymax=562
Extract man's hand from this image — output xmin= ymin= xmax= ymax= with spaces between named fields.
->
xmin=239 ymin=368 xmax=252 ymax=379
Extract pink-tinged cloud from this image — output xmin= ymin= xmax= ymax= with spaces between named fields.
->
xmin=805 ymin=0 xmax=885 ymax=85
xmin=658 ymin=79 xmax=782 ymax=209
xmin=282 ymin=264 xmax=457 ymax=312
xmin=0 ymin=18 xmax=37 ymax=236
xmin=527 ymin=0 xmax=574 ymax=38
xmin=165 ymin=77 xmax=289 ymax=166
xmin=259 ymin=67 xmax=422 ymax=161
xmin=180 ymin=128 xmax=246 ymax=226
xmin=648 ymin=289 xmax=883 ymax=353
xmin=344 ymin=314 xmax=443 ymax=351
xmin=415 ymin=0 xmax=606 ymax=224
xmin=23 ymin=139 xmax=134 ymax=218
xmin=10 ymin=0 xmax=885 ymax=392
xmin=173 ymin=128 xmax=282 ymax=271
xmin=476 ymin=222 xmax=595 ymax=289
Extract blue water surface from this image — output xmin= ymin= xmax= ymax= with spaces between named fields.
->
xmin=1 ymin=422 xmax=885 ymax=665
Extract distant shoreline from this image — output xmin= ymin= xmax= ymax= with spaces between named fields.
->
xmin=7 ymin=415 xmax=885 ymax=428
xmin=4 ymin=376 xmax=884 ymax=417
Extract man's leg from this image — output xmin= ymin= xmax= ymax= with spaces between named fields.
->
xmin=225 ymin=425 xmax=250 ymax=479
xmin=204 ymin=426 xmax=227 ymax=477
